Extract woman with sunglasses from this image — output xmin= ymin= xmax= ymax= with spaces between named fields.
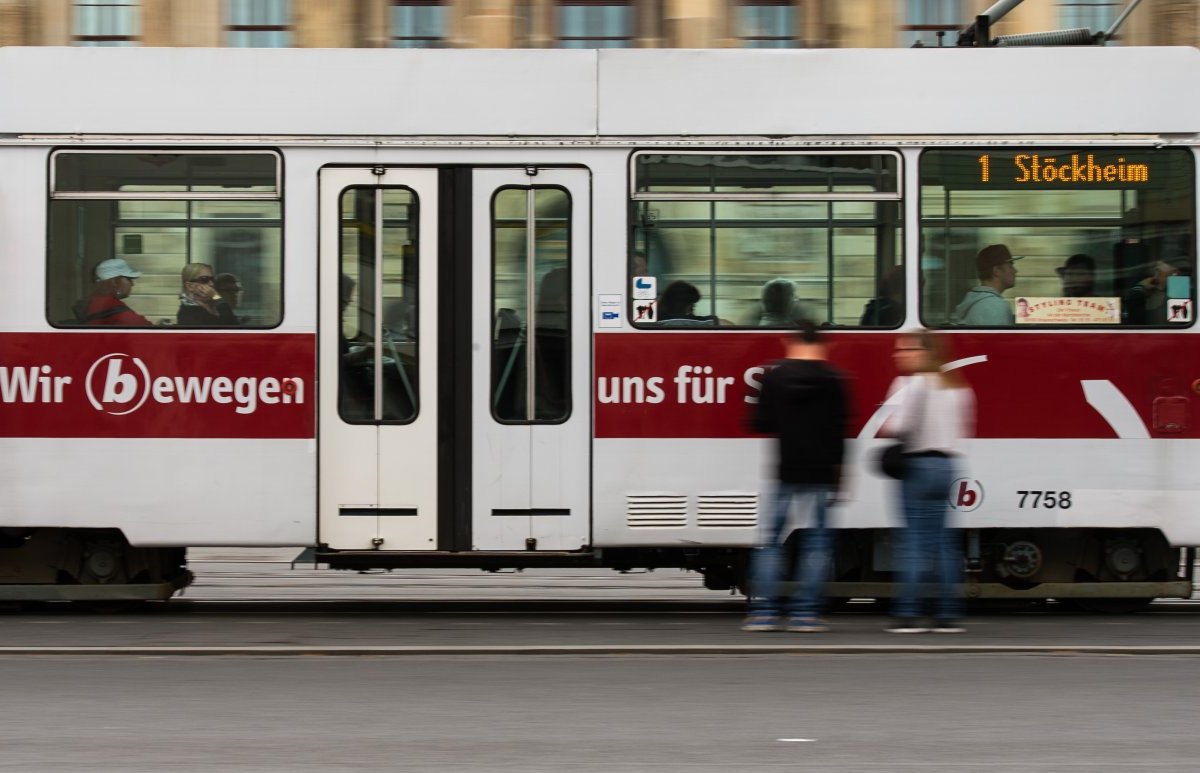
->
xmin=177 ymin=262 xmax=237 ymax=327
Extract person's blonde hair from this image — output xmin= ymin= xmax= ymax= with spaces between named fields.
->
xmin=181 ymin=262 xmax=214 ymax=289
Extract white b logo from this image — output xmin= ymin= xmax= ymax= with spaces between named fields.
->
xmin=85 ymin=354 xmax=151 ymax=416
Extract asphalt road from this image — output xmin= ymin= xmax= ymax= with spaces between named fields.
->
xmin=1 ymin=654 xmax=1196 ymax=772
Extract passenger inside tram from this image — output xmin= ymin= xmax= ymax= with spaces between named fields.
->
xmin=77 ymin=258 xmax=154 ymax=327
xmin=860 ymin=266 xmax=905 ymax=327
xmin=177 ymin=262 xmax=238 ymax=327
xmin=755 ymin=278 xmax=814 ymax=327
xmin=534 ymin=267 xmax=570 ymax=420
xmin=954 ymin=244 xmax=1021 ymax=326
xmin=1056 ymin=254 xmax=1096 ymax=297
xmin=338 ymin=273 xmax=374 ymax=420
xmin=1123 ymin=257 xmax=1192 ymax=325
xmin=214 ymin=273 xmax=250 ymax=324
xmin=658 ymin=280 xmax=728 ymax=326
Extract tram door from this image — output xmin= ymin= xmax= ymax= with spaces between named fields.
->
xmin=318 ymin=167 xmax=589 ymax=552
xmin=318 ymin=168 xmax=439 ymax=550
xmin=471 ymin=169 xmax=591 ymax=550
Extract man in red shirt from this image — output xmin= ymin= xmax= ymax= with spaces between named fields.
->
xmin=81 ymin=258 xmax=153 ymax=326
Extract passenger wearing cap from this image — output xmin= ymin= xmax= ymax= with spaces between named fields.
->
xmin=79 ymin=258 xmax=153 ymax=326
xmin=954 ymin=244 xmax=1021 ymax=326
xmin=1057 ymin=254 xmax=1096 ymax=297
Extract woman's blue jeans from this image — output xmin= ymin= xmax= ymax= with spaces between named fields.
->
xmin=893 ymin=455 xmax=963 ymax=620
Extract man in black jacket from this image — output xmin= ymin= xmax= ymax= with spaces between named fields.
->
xmin=743 ymin=321 xmax=850 ymax=633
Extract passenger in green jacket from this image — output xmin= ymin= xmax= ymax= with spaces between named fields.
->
xmin=954 ymin=244 xmax=1021 ymax=326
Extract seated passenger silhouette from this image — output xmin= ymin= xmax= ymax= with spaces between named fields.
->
xmin=78 ymin=258 xmax=153 ymax=326
xmin=534 ymin=267 xmax=570 ymax=421
xmin=954 ymin=245 xmax=1020 ymax=326
xmin=1056 ymin=254 xmax=1096 ymax=298
xmin=860 ymin=266 xmax=904 ymax=327
xmin=757 ymin=278 xmax=813 ymax=327
xmin=177 ymin=262 xmax=237 ymax=327
xmin=1123 ymin=257 xmax=1191 ymax=325
xmin=658 ymin=280 xmax=719 ymax=326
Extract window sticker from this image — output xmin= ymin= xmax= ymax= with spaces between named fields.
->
xmin=632 ymin=275 xmax=656 ymax=300
xmin=1014 ymin=297 xmax=1120 ymax=324
xmin=598 ymin=294 xmax=623 ymax=328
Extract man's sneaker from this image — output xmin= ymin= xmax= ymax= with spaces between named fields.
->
xmin=884 ymin=618 xmax=928 ymax=634
xmin=786 ymin=617 xmax=830 ymax=633
xmin=741 ymin=615 xmax=782 ymax=632
xmin=932 ymin=620 xmax=966 ymax=634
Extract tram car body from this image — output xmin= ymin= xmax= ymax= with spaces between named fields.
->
xmin=0 ymin=45 xmax=1196 ymax=606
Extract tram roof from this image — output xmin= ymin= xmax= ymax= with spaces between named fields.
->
xmin=1 ymin=46 xmax=1197 ymax=138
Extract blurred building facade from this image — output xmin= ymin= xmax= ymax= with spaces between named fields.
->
xmin=0 ymin=0 xmax=1196 ymax=49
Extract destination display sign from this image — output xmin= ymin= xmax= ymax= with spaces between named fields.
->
xmin=923 ymin=148 xmax=1192 ymax=191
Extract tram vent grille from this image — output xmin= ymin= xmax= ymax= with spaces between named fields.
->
xmin=626 ymin=495 xmax=687 ymax=528
xmin=697 ymin=494 xmax=758 ymax=528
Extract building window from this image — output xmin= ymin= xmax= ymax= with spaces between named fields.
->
xmin=73 ymin=0 xmax=140 ymax=47
xmin=557 ymin=0 xmax=633 ymax=48
xmin=1059 ymin=1 xmax=1121 ymax=35
xmin=739 ymin=0 xmax=797 ymax=48
xmin=391 ymin=0 xmax=447 ymax=48
xmin=900 ymin=0 xmax=961 ymax=47
xmin=226 ymin=0 xmax=292 ymax=48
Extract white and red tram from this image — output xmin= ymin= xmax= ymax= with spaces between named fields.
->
xmin=0 ymin=46 xmax=1196 ymax=607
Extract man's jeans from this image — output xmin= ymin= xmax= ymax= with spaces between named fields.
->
xmin=893 ymin=454 xmax=963 ymax=620
xmin=747 ymin=483 xmax=832 ymax=619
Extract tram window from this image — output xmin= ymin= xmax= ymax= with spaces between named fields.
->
xmin=491 ymin=187 xmax=571 ymax=423
xmin=48 ymin=151 xmax=282 ymax=328
xmin=338 ymin=187 xmax=419 ymax=424
xmin=919 ymin=148 xmax=1196 ymax=328
xmin=630 ymin=152 xmax=903 ymax=328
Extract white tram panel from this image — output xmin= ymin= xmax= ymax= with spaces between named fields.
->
xmin=596 ymin=48 xmax=1200 ymax=136
xmin=4 ymin=47 xmax=1199 ymax=138
xmin=0 ymin=48 xmax=599 ymax=137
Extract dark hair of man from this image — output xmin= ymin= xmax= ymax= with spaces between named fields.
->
xmin=792 ymin=319 xmax=822 ymax=345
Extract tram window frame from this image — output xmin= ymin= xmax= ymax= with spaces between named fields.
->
xmin=46 ymin=149 xmax=285 ymax=330
xmin=919 ymin=146 xmax=1196 ymax=330
xmin=337 ymin=185 xmax=421 ymax=426
xmin=628 ymin=150 xmax=906 ymax=331
xmin=490 ymin=184 xmax=573 ymax=426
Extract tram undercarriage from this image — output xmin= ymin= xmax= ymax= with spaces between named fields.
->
xmin=0 ymin=527 xmax=1191 ymax=610
xmin=0 ymin=529 xmax=190 ymax=602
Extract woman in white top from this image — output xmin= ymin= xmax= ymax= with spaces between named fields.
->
xmin=885 ymin=330 xmax=975 ymax=633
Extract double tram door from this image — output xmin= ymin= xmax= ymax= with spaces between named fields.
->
xmin=318 ymin=166 xmax=590 ymax=553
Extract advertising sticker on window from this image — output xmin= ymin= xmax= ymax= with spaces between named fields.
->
xmin=1014 ymin=297 xmax=1120 ymax=325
